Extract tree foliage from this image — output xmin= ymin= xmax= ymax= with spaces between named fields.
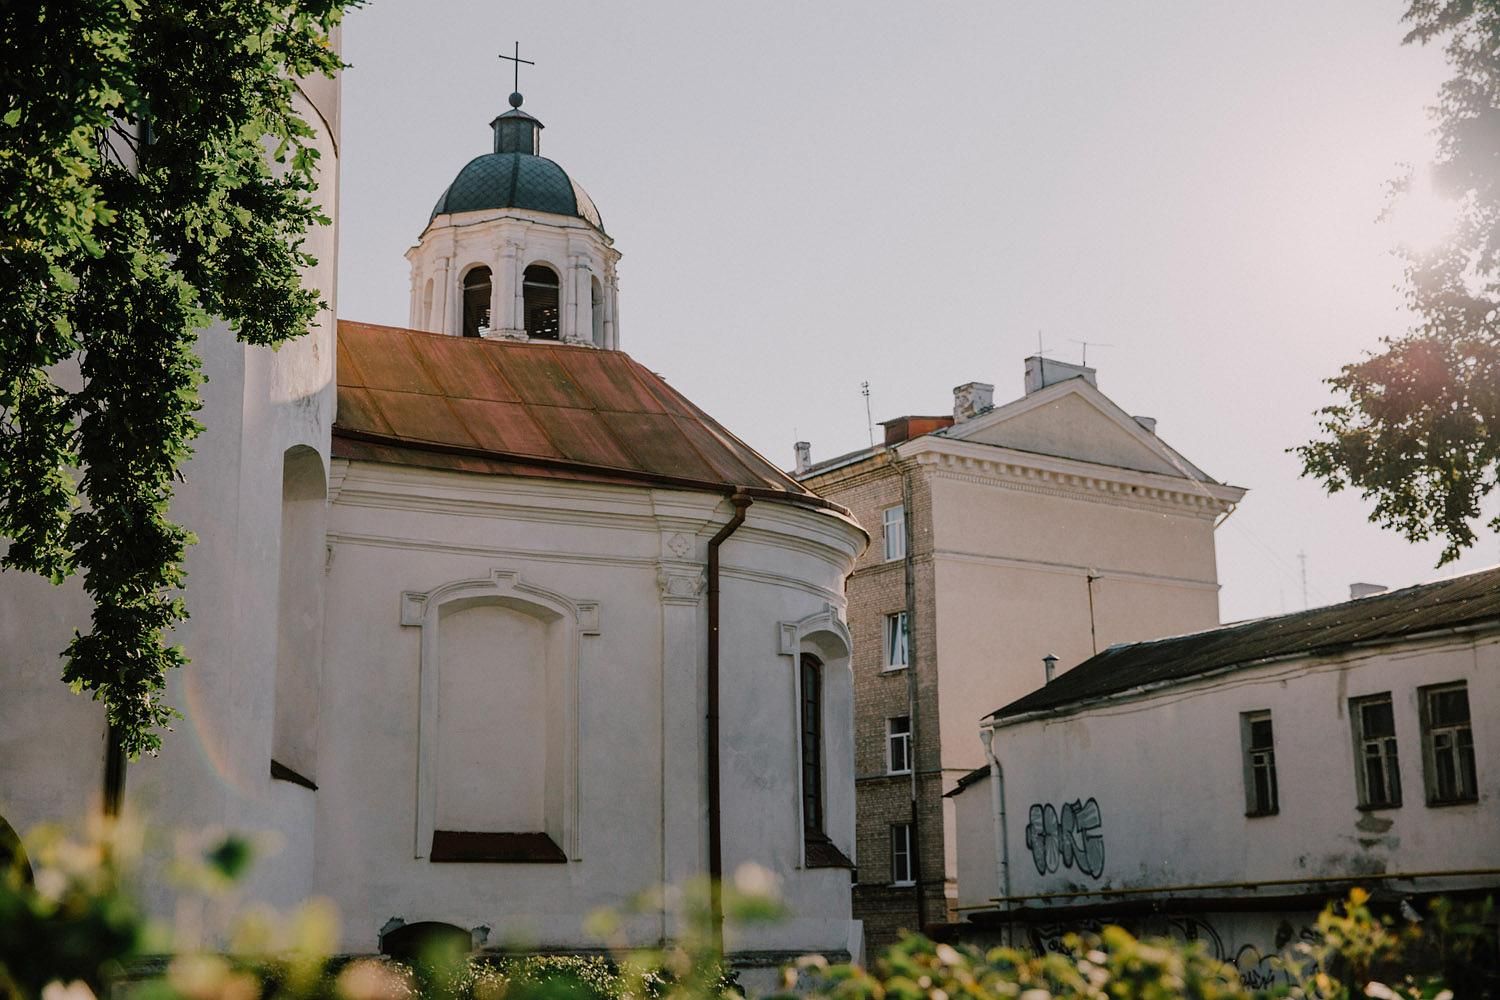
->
xmin=1298 ymin=1 xmax=1500 ymax=564
xmin=0 ymin=1 xmax=353 ymax=756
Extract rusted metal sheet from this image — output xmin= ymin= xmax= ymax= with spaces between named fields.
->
xmin=333 ymin=320 xmax=825 ymax=504
xmin=993 ymin=566 xmax=1500 ymax=720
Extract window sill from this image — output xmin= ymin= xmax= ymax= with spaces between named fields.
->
xmin=1425 ymin=796 xmax=1478 ymax=808
xmin=1244 ymin=810 xmax=1278 ymax=818
xmin=270 ymin=760 xmax=317 ymax=791
xmin=804 ymin=836 xmax=854 ymax=870
xmin=430 ymin=830 xmax=566 ymax=863
xmin=1356 ymin=802 xmax=1403 ymax=812
xmin=881 ymin=665 xmax=908 ymax=674
xmin=887 ymin=769 xmax=912 ymax=777
xmin=890 ymin=880 xmax=916 ymax=888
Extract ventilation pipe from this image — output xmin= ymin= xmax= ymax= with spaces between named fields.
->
xmin=1043 ymin=653 xmax=1058 ymax=684
xmin=707 ymin=492 xmax=751 ymax=957
xmin=793 ymin=441 xmax=812 ymax=476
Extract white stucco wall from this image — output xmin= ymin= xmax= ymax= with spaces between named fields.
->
xmin=954 ymin=629 xmax=1500 ymax=914
xmin=0 ymin=72 xmax=340 ymax=923
xmin=319 ymin=463 xmax=864 ymax=956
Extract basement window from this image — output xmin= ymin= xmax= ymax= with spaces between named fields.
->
xmin=1351 ymin=693 xmax=1401 ymax=809
xmin=1240 ymin=710 xmax=1278 ymax=816
xmin=1421 ymin=682 xmax=1477 ymax=805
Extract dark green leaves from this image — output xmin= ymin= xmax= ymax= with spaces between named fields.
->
xmin=0 ymin=0 xmax=355 ymax=756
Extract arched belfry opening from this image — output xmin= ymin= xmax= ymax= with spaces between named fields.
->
xmin=524 ymin=264 xmax=560 ymax=340
xmin=462 ymin=266 xmax=492 ymax=339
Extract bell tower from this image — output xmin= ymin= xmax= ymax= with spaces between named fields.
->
xmin=406 ymin=49 xmax=619 ymax=348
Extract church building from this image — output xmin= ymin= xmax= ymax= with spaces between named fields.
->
xmin=0 ymin=70 xmax=867 ymax=965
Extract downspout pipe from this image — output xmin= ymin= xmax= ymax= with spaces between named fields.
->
xmin=707 ymin=491 xmax=752 ymax=958
xmin=979 ymin=726 xmax=1010 ymax=945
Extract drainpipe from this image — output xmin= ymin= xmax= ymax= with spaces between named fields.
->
xmin=979 ymin=726 xmax=1010 ymax=946
xmin=707 ymin=491 xmax=751 ymax=958
xmin=896 ymin=458 xmax=925 ymax=931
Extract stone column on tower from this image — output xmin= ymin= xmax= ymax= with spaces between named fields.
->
xmin=493 ymin=239 xmax=523 ymax=340
xmin=431 ymin=256 xmax=452 ymax=336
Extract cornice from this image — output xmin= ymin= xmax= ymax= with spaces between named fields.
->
xmin=898 ymin=437 xmax=1244 ymax=518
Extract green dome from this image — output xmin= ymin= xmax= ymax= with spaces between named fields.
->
xmin=430 ymin=152 xmax=603 ymax=231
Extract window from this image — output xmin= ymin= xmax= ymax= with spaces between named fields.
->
xmin=1240 ymin=711 xmax=1278 ymax=816
xmin=882 ymin=505 xmax=906 ymax=561
xmin=799 ymin=654 xmax=824 ymax=836
xmin=1351 ymin=693 xmax=1401 ymax=809
xmin=887 ymin=716 xmax=912 ymax=774
xmin=272 ymin=446 xmax=326 ymax=787
xmin=462 ymin=265 xmax=492 ymax=338
xmin=883 ymin=611 xmax=909 ymax=669
xmin=1421 ymin=682 xmax=1477 ymax=805
xmin=523 ymin=264 xmax=560 ymax=339
xmin=890 ymin=823 xmax=914 ymax=885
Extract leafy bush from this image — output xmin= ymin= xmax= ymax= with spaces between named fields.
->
xmin=0 ymin=824 xmax=1491 ymax=1000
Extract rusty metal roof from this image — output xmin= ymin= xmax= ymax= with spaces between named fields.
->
xmin=991 ymin=565 xmax=1500 ymax=721
xmin=333 ymin=321 xmax=840 ymax=510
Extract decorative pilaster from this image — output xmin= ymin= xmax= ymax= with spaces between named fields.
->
xmin=494 ymin=240 xmax=526 ymax=340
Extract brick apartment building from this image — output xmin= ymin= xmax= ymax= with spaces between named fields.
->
xmin=795 ymin=357 xmax=1245 ymax=948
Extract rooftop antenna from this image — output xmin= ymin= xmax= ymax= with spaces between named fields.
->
xmin=1070 ymin=339 xmax=1114 ymax=367
xmin=1297 ymin=550 xmax=1309 ymax=609
xmin=860 ymin=381 xmax=874 ymax=448
xmin=498 ymin=41 xmax=535 ymax=105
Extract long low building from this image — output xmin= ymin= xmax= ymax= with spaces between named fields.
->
xmin=949 ymin=567 xmax=1499 ymax=988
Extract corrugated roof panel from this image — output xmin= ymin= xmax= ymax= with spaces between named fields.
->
xmin=341 ymin=325 xmax=438 ymax=395
xmin=554 ymin=348 xmax=668 ymax=415
xmin=442 ymin=397 xmax=556 ymax=457
xmin=362 ymin=388 xmax=481 ymax=450
xmin=417 ymin=334 xmax=524 ymax=403
xmin=331 ymin=320 xmax=835 ymax=504
xmin=605 ymin=411 xmax=717 ymax=481
xmin=993 ymin=566 xmax=1500 ymax=720
xmin=494 ymin=348 xmax=593 ymax=409
xmin=335 ymin=386 xmax=396 ymax=437
xmin=531 ymin=405 xmax=642 ymax=470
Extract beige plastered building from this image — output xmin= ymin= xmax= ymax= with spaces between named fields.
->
xmin=796 ymin=357 xmax=1246 ymax=948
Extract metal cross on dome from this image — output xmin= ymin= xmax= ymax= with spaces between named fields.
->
xmin=498 ymin=42 xmax=535 ymax=98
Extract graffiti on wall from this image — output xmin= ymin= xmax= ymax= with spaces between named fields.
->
xmin=1025 ymin=797 xmax=1104 ymax=878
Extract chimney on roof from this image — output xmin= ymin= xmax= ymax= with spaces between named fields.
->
xmin=953 ymin=382 xmax=995 ymax=423
xmin=1349 ymin=582 xmax=1388 ymax=600
xmin=1133 ymin=415 xmax=1157 ymax=434
xmin=1043 ymin=653 xmax=1058 ymax=684
xmin=1025 ymin=355 xmax=1097 ymax=395
xmin=793 ymin=441 xmax=811 ymax=476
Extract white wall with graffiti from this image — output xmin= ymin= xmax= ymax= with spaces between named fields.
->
xmin=950 ymin=622 xmax=1500 ymax=982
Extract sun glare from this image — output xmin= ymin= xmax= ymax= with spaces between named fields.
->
xmin=1384 ymin=168 xmax=1460 ymax=256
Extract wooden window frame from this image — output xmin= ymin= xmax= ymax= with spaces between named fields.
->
xmin=1350 ymin=692 xmax=1402 ymax=810
xmin=1239 ymin=710 xmax=1278 ymax=817
xmin=883 ymin=611 xmax=909 ymax=671
xmin=890 ymin=822 xmax=914 ymax=886
xmin=882 ymin=505 xmax=906 ymax=562
xmin=1420 ymin=681 xmax=1478 ymax=806
xmin=887 ymin=715 xmax=912 ymax=775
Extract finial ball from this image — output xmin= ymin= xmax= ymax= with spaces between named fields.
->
xmin=509 ymin=91 xmax=524 ymax=109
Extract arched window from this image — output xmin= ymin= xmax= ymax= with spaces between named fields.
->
xmin=462 ymin=266 xmax=492 ymax=338
xmin=800 ymin=653 xmax=824 ymax=837
xmin=590 ymin=276 xmax=604 ymax=346
xmin=523 ymin=264 xmax=560 ymax=340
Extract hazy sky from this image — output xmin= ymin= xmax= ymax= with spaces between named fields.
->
xmin=337 ymin=2 xmax=1490 ymax=624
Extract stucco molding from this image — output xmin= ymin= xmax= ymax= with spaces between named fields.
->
xmin=657 ymin=562 xmax=706 ymax=606
xmin=778 ymin=604 xmax=853 ymax=660
xmin=918 ymin=454 xmax=1234 ymax=519
xmin=400 ymin=569 xmax=597 ymax=862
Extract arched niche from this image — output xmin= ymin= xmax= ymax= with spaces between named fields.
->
xmin=400 ymin=571 xmax=599 ymax=862
xmin=272 ymin=445 xmax=326 ymax=787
